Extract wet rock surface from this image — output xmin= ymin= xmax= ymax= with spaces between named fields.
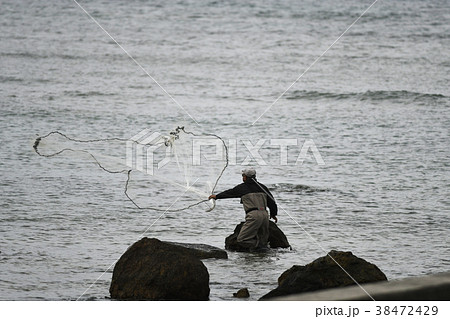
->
xmin=110 ymin=238 xmax=211 ymax=300
xmin=260 ymin=250 xmax=387 ymax=300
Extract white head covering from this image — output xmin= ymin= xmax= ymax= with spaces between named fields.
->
xmin=241 ymin=167 xmax=256 ymax=177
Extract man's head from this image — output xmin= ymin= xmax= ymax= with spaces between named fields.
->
xmin=242 ymin=168 xmax=256 ymax=182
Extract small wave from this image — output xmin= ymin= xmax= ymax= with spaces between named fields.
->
xmin=273 ymin=183 xmax=331 ymax=194
xmin=1 ymin=52 xmax=82 ymax=60
xmin=255 ymin=10 xmax=283 ymax=18
xmin=287 ymin=90 xmax=352 ymax=100
xmin=363 ymin=11 xmax=421 ymax=21
xmin=0 ymin=75 xmax=23 ymax=83
xmin=310 ymin=10 xmax=348 ymax=20
xmin=286 ymin=89 xmax=448 ymax=103
xmin=1 ymin=52 xmax=43 ymax=59
xmin=63 ymin=90 xmax=116 ymax=98
xmin=408 ymin=32 xmax=450 ymax=40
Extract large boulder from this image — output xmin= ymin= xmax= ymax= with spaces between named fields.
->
xmin=260 ymin=250 xmax=387 ymax=300
xmin=110 ymin=238 xmax=212 ymax=300
xmin=225 ymin=221 xmax=291 ymax=252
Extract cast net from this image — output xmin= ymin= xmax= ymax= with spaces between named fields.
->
xmin=33 ymin=126 xmax=228 ymax=212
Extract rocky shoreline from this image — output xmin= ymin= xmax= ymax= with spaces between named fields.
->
xmin=109 ymin=223 xmax=395 ymax=301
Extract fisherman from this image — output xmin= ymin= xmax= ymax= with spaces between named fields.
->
xmin=209 ymin=168 xmax=278 ymax=251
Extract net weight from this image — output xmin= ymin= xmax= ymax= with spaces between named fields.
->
xmin=375 ymin=306 xmax=438 ymax=316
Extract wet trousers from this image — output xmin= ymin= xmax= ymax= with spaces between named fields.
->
xmin=237 ymin=209 xmax=269 ymax=248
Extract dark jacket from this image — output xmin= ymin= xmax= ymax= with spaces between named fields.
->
xmin=216 ymin=178 xmax=278 ymax=218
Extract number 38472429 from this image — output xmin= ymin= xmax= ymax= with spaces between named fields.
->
xmin=376 ymin=306 xmax=438 ymax=316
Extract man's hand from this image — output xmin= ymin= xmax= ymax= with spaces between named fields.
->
xmin=271 ymin=216 xmax=278 ymax=223
xmin=208 ymin=194 xmax=216 ymax=200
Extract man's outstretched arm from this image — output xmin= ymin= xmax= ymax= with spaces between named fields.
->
xmin=209 ymin=184 xmax=245 ymax=200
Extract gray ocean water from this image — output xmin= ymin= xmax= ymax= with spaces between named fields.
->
xmin=1 ymin=0 xmax=449 ymax=301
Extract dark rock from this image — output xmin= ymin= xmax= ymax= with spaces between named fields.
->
xmin=225 ymin=221 xmax=291 ymax=252
xmin=260 ymin=250 xmax=387 ymax=300
xmin=163 ymin=241 xmax=228 ymax=259
xmin=110 ymin=237 xmax=210 ymax=300
xmin=267 ymin=221 xmax=291 ymax=249
xmin=233 ymin=288 xmax=250 ymax=298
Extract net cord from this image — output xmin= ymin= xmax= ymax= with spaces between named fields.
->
xmin=33 ymin=127 xmax=229 ymax=212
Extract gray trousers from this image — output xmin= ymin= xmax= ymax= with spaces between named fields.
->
xmin=237 ymin=210 xmax=269 ymax=248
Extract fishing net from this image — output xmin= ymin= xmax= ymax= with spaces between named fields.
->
xmin=33 ymin=126 xmax=228 ymax=212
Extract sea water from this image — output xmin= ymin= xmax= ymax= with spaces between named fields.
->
xmin=0 ymin=0 xmax=449 ymax=300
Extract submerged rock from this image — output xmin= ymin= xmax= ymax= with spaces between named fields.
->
xmin=225 ymin=221 xmax=291 ymax=252
xmin=163 ymin=241 xmax=228 ymax=259
xmin=110 ymin=238 xmax=211 ymax=300
xmin=233 ymin=288 xmax=250 ymax=298
xmin=260 ymin=250 xmax=387 ymax=300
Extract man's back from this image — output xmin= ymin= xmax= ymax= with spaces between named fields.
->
xmin=215 ymin=178 xmax=278 ymax=219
